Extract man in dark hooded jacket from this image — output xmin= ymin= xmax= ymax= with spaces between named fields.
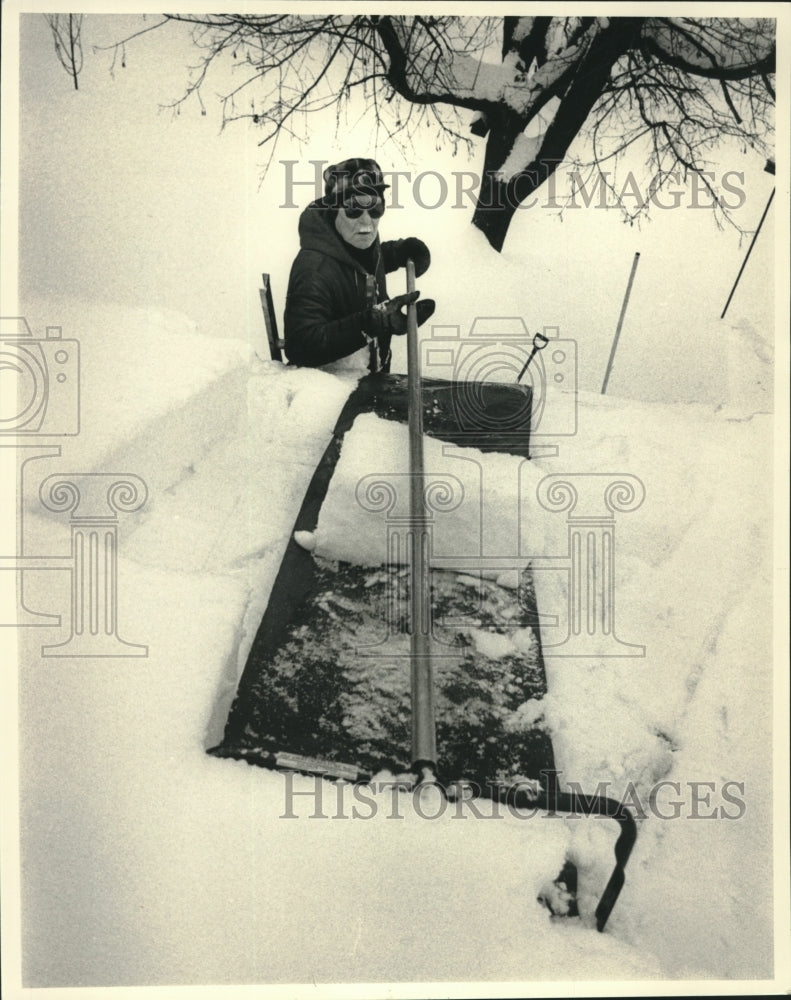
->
xmin=284 ymin=158 xmax=435 ymax=374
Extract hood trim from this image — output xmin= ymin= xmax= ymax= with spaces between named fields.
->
xmin=297 ymin=199 xmax=379 ymax=274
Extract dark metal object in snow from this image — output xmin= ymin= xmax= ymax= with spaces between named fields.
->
xmin=720 ymin=186 xmax=775 ymax=319
xmin=602 ymin=252 xmax=640 ymax=395
xmin=494 ymin=782 xmax=638 ymax=932
xmin=516 ymin=331 xmax=550 ymax=384
xmin=260 ymin=273 xmax=285 ymax=362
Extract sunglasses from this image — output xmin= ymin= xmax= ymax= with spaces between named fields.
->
xmin=341 ymin=196 xmax=385 ymax=220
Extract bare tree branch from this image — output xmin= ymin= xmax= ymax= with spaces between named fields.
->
xmin=45 ymin=14 xmax=84 ymax=90
xmin=45 ymin=13 xmax=775 ymax=251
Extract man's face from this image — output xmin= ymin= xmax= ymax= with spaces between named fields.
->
xmin=334 ymin=192 xmax=384 ymax=250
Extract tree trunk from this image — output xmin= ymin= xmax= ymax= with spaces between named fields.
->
xmin=471 ymin=175 xmax=518 ymax=253
xmin=470 ymin=107 xmax=526 ymax=252
xmin=471 ymin=17 xmax=642 ymax=253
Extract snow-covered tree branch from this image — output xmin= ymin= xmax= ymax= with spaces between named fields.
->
xmin=51 ymin=14 xmax=775 ymax=251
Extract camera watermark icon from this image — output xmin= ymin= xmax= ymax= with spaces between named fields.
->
xmin=421 ymin=318 xmax=577 ymax=457
xmin=351 ymin=467 xmax=645 ymax=659
xmin=1 ymin=316 xmax=148 ymax=657
xmin=0 ymin=317 xmax=79 ymax=435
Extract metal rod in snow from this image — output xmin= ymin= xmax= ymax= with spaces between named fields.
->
xmin=601 ymin=252 xmax=640 ymax=395
xmin=405 ymin=259 xmax=437 ymax=776
xmin=721 ymin=188 xmax=775 ymax=319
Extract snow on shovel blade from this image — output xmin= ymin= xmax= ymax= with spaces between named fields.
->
xmin=211 ymin=372 xmax=548 ymax=782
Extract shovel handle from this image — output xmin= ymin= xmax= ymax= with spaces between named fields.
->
xmin=406 ymin=259 xmax=420 ymax=428
xmin=405 ymin=259 xmax=437 ymax=772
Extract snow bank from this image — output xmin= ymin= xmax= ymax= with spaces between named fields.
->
xmin=15 ymin=295 xmax=778 ymax=989
xmin=530 ymin=395 xmax=774 ymax=978
xmin=15 ymin=299 xmax=659 ymax=989
xmin=312 ymin=413 xmax=537 ymax=569
xmin=387 ymin=181 xmax=774 ymax=415
xmin=18 ymin=298 xmax=255 ymax=503
xmin=310 ymin=387 xmax=774 ymax=978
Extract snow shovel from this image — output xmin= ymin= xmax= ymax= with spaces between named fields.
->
xmin=516 ymin=331 xmax=549 ymax=384
xmin=212 ymin=268 xmax=637 ymax=929
xmin=405 ymin=257 xmax=437 ymax=781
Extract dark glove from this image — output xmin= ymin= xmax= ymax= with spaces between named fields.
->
xmin=396 ymin=237 xmax=431 ymax=277
xmin=363 ymin=291 xmax=436 ymax=338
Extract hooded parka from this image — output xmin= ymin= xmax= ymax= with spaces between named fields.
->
xmin=284 ymin=199 xmax=410 ymax=373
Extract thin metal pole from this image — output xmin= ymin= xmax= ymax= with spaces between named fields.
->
xmin=721 ymin=188 xmax=775 ymax=319
xmin=406 ymin=260 xmax=436 ymax=774
xmin=602 ymin=252 xmax=640 ymax=395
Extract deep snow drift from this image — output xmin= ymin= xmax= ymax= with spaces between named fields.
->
xmin=14 ymin=274 xmax=776 ymax=989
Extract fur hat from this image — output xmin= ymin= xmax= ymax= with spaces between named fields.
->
xmin=323 ymin=158 xmax=389 ymax=208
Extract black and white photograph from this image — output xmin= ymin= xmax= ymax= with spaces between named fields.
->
xmin=1 ymin=3 xmax=789 ymax=997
